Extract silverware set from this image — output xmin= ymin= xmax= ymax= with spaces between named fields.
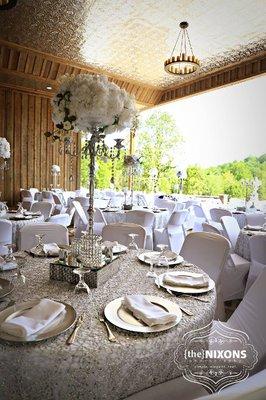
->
xmin=66 ymin=313 xmax=85 ymax=345
xmin=98 ymin=312 xmax=117 ymax=342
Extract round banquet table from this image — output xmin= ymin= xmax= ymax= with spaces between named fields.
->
xmin=0 ymin=213 xmax=44 ymax=247
xmin=235 ymin=229 xmax=266 ymax=261
xmin=103 ymin=208 xmax=170 ymax=229
xmin=0 ymin=251 xmax=215 ymax=400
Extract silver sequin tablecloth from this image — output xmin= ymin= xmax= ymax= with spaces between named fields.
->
xmin=235 ymin=229 xmax=266 ymax=261
xmin=0 ymin=251 xmax=216 ymax=400
xmin=103 ymin=209 xmax=170 ymax=229
xmin=0 ymin=213 xmax=44 ymax=247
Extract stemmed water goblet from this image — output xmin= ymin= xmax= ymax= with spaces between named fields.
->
xmin=13 ymin=252 xmax=27 ymax=284
xmin=144 ymin=253 xmax=159 ymax=278
xmin=128 ymin=233 xmax=139 ymax=250
xmin=34 ymin=234 xmax=46 ymax=254
xmin=157 ymin=243 xmax=170 ymax=270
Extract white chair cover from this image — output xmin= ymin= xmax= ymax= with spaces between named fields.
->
xmin=94 ymin=208 xmax=107 ymax=236
xmin=41 ymin=191 xmax=55 ymax=204
xmin=72 ymin=200 xmax=88 ymax=238
xmin=126 ymin=210 xmax=155 ymax=250
xmin=102 ymin=223 xmax=146 ymax=249
xmin=48 ymin=212 xmax=74 ymax=227
xmin=154 ymin=210 xmax=188 ymax=253
xmin=221 ymin=252 xmax=250 ymax=301
xmin=227 ymin=269 xmax=266 ymax=369
xmin=210 ymin=208 xmax=232 ymax=223
xmin=193 ymin=205 xmax=208 ymax=232
xmin=202 ymin=222 xmax=221 ymax=234
xmin=30 ymin=201 xmax=53 ymax=221
xmin=245 ymin=235 xmax=266 ymax=293
xmin=221 ymin=216 xmax=240 ymax=250
xmin=0 ymin=220 xmax=12 ymax=245
xmin=245 ymin=213 xmax=265 ymax=227
xmin=19 ymin=223 xmax=69 ymax=250
xmin=180 ymin=232 xmax=231 ymax=320
xmin=74 ymin=196 xmax=90 ymax=208
xmin=196 ymin=369 xmax=266 ymax=400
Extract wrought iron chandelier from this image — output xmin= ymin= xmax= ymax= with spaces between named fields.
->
xmin=164 ymin=21 xmax=200 ymax=76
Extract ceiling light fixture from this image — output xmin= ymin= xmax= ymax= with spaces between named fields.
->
xmin=46 ymin=86 xmax=52 ymax=90
xmin=164 ymin=21 xmax=200 ymax=76
xmin=0 ymin=0 xmax=17 ymax=10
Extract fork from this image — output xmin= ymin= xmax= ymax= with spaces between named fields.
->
xmin=166 ymin=289 xmax=194 ymax=316
xmin=98 ymin=312 xmax=117 ymax=342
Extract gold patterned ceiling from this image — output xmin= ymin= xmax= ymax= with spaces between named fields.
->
xmin=0 ymin=0 xmax=265 ymax=89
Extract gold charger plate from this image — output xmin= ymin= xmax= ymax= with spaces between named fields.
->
xmin=0 ymin=299 xmax=76 ymax=343
xmin=0 ymin=278 xmax=14 ymax=299
xmin=138 ymin=251 xmax=184 ymax=266
xmin=156 ymin=271 xmax=215 ymax=294
xmin=104 ymin=295 xmax=182 ymax=333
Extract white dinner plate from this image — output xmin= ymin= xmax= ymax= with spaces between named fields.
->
xmin=104 ymin=295 xmax=182 ymax=333
xmin=138 ymin=251 xmax=184 ymax=266
xmin=0 ymin=278 xmax=14 ymax=299
xmin=155 ymin=271 xmax=215 ymax=294
xmin=0 ymin=299 xmax=76 ymax=343
xmin=112 ymin=244 xmax=127 ymax=254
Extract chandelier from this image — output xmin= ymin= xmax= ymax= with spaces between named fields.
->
xmin=164 ymin=21 xmax=200 ymax=76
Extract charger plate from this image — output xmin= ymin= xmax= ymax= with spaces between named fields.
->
xmin=0 ymin=299 xmax=76 ymax=343
xmin=155 ymin=271 xmax=215 ymax=294
xmin=112 ymin=244 xmax=127 ymax=254
xmin=138 ymin=251 xmax=184 ymax=266
xmin=0 ymin=278 xmax=14 ymax=299
xmin=104 ymin=295 xmax=182 ymax=333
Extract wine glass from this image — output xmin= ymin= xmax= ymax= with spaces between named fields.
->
xmin=2 ymin=201 xmax=8 ymax=213
xmin=144 ymin=253 xmax=159 ymax=278
xmin=34 ymin=234 xmax=46 ymax=254
xmin=73 ymin=265 xmax=91 ymax=295
xmin=128 ymin=233 xmax=139 ymax=250
xmin=157 ymin=244 xmax=170 ymax=270
xmin=13 ymin=253 xmax=27 ymax=284
xmin=3 ymin=244 xmax=16 ymax=263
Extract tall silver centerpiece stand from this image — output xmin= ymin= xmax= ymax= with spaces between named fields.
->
xmin=48 ymin=73 xmax=136 ymax=289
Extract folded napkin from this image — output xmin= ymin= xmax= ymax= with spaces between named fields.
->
xmin=0 ymin=261 xmax=17 ymax=271
xmin=102 ymin=240 xmax=118 ymax=249
xmin=244 ymin=225 xmax=263 ymax=231
xmin=162 ymin=250 xmax=177 ymax=261
xmin=0 ymin=298 xmax=65 ymax=338
xmin=122 ymin=295 xmax=177 ymax=327
xmin=42 ymin=243 xmax=60 ymax=256
xmin=163 ymin=272 xmax=209 ymax=288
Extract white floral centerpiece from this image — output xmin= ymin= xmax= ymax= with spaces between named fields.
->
xmin=50 ymin=74 xmax=136 ymax=262
xmin=51 ymin=164 xmax=61 ymax=174
xmin=0 ymin=137 xmax=10 ymax=159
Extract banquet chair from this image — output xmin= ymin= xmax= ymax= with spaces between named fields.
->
xmin=245 ymin=213 xmax=265 ymax=227
xmin=209 ymin=208 xmax=232 ymax=222
xmin=221 ymin=216 xmax=240 ymax=250
xmin=245 ymin=235 xmax=266 ymax=294
xmin=202 ymin=222 xmax=221 ymax=234
xmin=0 ymin=220 xmax=12 ymax=245
xmin=75 ymin=196 xmax=90 ymax=209
xmin=195 ymin=369 xmax=266 ymax=400
xmin=52 ymin=193 xmax=66 ymax=215
xmin=19 ymin=223 xmax=69 ymax=250
xmin=154 ymin=210 xmax=188 ymax=253
xmin=180 ymin=232 xmax=231 ymax=320
xmin=136 ymin=193 xmax=149 ymax=208
xmin=94 ymin=207 xmax=107 ymax=236
xmin=102 ymin=223 xmax=146 ymax=249
xmin=218 ymin=216 xmax=250 ymax=301
xmin=48 ymin=207 xmax=75 ymax=227
xmin=193 ymin=204 xmax=209 ymax=232
xmin=20 ymin=189 xmax=35 ymax=210
xmin=72 ymin=200 xmax=88 ymax=237
xmin=126 ymin=210 xmax=155 ymax=249
xmin=174 ymin=202 xmax=185 ymax=211
xmin=41 ymin=191 xmax=55 ymax=204
xmin=30 ymin=201 xmax=53 ymax=221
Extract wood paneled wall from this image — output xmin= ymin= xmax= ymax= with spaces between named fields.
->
xmin=0 ymin=87 xmax=80 ymax=206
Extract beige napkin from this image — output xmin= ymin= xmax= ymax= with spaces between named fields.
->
xmin=42 ymin=243 xmax=60 ymax=256
xmin=102 ymin=240 xmax=118 ymax=248
xmin=245 ymin=225 xmax=263 ymax=231
xmin=162 ymin=250 xmax=177 ymax=261
xmin=1 ymin=298 xmax=65 ymax=338
xmin=163 ymin=272 xmax=209 ymax=288
xmin=122 ymin=295 xmax=177 ymax=327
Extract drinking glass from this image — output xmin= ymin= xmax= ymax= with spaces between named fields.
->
xmin=2 ymin=201 xmax=8 ymax=213
xmin=144 ymin=253 xmax=159 ymax=278
xmin=128 ymin=233 xmax=139 ymax=250
xmin=73 ymin=265 xmax=91 ymax=295
xmin=34 ymin=234 xmax=46 ymax=254
xmin=13 ymin=253 xmax=27 ymax=284
xmin=157 ymin=244 xmax=170 ymax=270
xmin=3 ymin=244 xmax=16 ymax=263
